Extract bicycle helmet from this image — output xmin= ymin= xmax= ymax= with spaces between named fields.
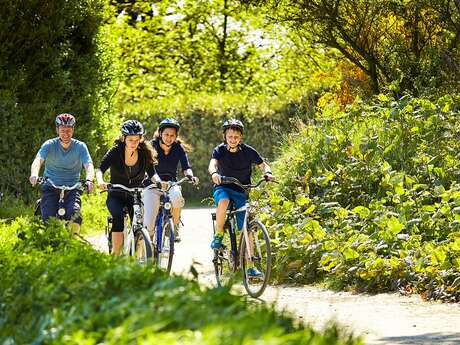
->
xmin=159 ymin=118 xmax=180 ymax=133
xmin=55 ymin=113 xmax=76 ymax=127
xmin=121 ymin=120 xmax=144 ymax=136
xmin=222 ymin=119 xmax=244 ymax=134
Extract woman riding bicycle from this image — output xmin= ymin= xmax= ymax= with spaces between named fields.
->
xmin=143 ymin=118 xmax=198 ymax=243
xmin=96 ymin=120 xmax=157 ymax=255
xmin=208 ymin=119 xmax=276 ymax=278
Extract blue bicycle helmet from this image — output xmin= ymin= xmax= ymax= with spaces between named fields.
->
xmin=121 ymin=120 xmax=144 ymax=136
xmin=159 ymin=118 xmax=180 ymax=133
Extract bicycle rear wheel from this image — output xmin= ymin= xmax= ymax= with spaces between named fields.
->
xmin=157 ymin=218 xmax=174 ymax=273
xmin=240 ymin=220 xmax=271 ymax=298
xmin=133 ymin=227 xmax=153 ymax=265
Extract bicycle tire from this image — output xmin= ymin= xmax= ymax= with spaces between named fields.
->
xmin=240 ymin=220 xmax=272 ymax=298
xmin=106 ymin=216 xmax=113 ymax=254
xmin=133 ymin=227 xmax=153 ymax=266
xmin=34 ymin=199 xmax=41 ymax=217
xmin=214 ymin=221 xmax=238 ymax=288
xmin=157 ymin=218 xmax=174 ymax=273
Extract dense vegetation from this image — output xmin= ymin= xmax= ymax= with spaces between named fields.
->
xmin=257 ymin=95 xmax=460 ymax=301
xmin=0 ymin=218 xmax=361 ymax=345
xmin=1 ymin=0 xmax=460 ymax=313
xmin=0 ymin=0 xmax=118 ymax=198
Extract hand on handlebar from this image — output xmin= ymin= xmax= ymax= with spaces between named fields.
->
xmin=85 ymin=180 xmax=95 ymax=193
xmin=186 ymin=175 xmax=200 ymax=185
xmin=98 ymin=181 xmax=109 ymax=191
xmin=211 ymin=172 xmax=222 ymax=185
xmin=159 ymin=181 xmax=169 ymax=191
xmin=263 ymin=172 xmax=276 ymax=182
xmin=29 ymin=175 xmax=39 ymax=186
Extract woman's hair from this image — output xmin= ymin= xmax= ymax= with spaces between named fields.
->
xmin=115 ymin=136 xmax=158 ymax=165
xmin=153 ymin=128 xmax=193 ymax=152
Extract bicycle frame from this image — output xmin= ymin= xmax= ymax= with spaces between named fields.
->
xmin=149 ymin=176 xmax=195 ymax=272
xmin=108 ymin=184 xmax=148 ymax=256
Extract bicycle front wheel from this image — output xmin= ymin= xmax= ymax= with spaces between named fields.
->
xmin=240 ymin=220 xmax=272 ymax=298
xmin=157 ymin=218 xmax=174 ymax=273
xmin=133 ymin=227 xmax=153 ymax=266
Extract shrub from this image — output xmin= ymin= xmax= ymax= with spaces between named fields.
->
xmin=258 ymin=94 xmax=460 ymax=301
xmin=0 ymin=218 xmax=362 ymax=345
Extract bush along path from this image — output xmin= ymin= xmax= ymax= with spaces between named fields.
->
xmin=257 ymin=94 xmax=460 ymax=302
xmin=0 ymin=217 xmax=361 ymax=345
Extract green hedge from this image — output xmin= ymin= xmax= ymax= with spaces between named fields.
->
xmin=0 ymin=218 xmax=361 ymax=345
xmin=258 ymin=94 xmax=460 ymax=301
xmin=0 ymin=0 xmax=116 ymax=200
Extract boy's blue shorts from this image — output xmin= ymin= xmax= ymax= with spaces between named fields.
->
xmin=213 ymin=186 xmax=247 ymax=230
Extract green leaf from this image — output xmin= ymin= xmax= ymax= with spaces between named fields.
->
xmin=352 ymin=206 xmax=370 ymax=218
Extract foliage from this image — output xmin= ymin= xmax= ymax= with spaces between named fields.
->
xmin=256 ymin=94 xmax=460 ymax=301
xmin=0 ymin=218 xmax=362 ymax=345
xmin=0 ymin=0 xmax=117 ymax=200
xmin=244 ymin=0 xmax=460 ymax=96
xmin=106 ymin=0 xmax=336 ymax=101
xmin=80 ymin=190 xmax=110 ymax=236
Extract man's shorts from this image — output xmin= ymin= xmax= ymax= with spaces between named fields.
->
xmin=40 ymin=185 xmax=82 ymax=224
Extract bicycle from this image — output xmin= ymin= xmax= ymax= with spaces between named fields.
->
xmin=34 ymin=177 xmax=84 ymax=221
xmin=212 ymin=176 xmax=273 ymax=298
xmin=105 ymin=184 xmax=153 ymax=266
xmin=149 ymin=176 xmax=197 ymax=273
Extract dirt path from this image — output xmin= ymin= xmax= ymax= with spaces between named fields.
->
xmin=87 ymin=207 xmax=460 ymax=345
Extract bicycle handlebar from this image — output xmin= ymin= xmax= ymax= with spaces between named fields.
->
xmin=146 ymin=176 xmax=198 ymax=192
xmin=220 ymin=176 xmax=276 ymax=190
xmin=37 ymin=177 xmax=83 ymax=191
xmin=107 ymin=183 xmax=144 ymax=194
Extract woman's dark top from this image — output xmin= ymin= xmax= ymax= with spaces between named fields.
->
xmin=99 ymin=142 xmax=156 ymax=188
xmin=147 ymin=138 xmax=191 ymax=182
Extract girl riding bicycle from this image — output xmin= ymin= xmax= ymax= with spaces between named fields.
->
xmin=143 ymin=118 xmax=198 ymax=243
xmin=96 ymin=120 xmax=157 ymax=255
xmin=208 ymin=119 xmax=276 ymax=278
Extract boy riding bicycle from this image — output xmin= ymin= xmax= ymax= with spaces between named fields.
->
xmin=208 ymin=119 xmax=276 ymax=278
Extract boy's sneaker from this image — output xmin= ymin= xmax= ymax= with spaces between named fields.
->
xmin=210 ymin=234 xmax=224 ymax=250
xmin=246 ymin=267 xmax=264 ymax=279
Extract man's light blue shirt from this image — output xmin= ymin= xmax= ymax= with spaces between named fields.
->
xmin=37 ymin=138 xmax=92 ymax=186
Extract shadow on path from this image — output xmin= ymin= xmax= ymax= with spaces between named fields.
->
xmin=378 ymin=332 xmax=460 ymax=345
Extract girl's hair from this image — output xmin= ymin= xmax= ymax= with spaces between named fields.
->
xmin=153 ymin=128 xmax=193 ymax=152
xmin=115 ymin=136 xmax=158 ymax=165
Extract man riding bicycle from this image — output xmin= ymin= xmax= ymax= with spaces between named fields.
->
xmin=29 ymin=113 xmax=95 ymax=235
xmin=208 ymin=119 xmax=276 ymax=278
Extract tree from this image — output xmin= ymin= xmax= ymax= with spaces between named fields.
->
xmin=108 ymin=0 xmax=319 ymax=100
xmin=242 ymin=0 xmax=460 ymax=95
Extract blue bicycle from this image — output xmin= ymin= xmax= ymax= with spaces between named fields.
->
xmin=149 ymin=176 xmax=196 ymax=273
